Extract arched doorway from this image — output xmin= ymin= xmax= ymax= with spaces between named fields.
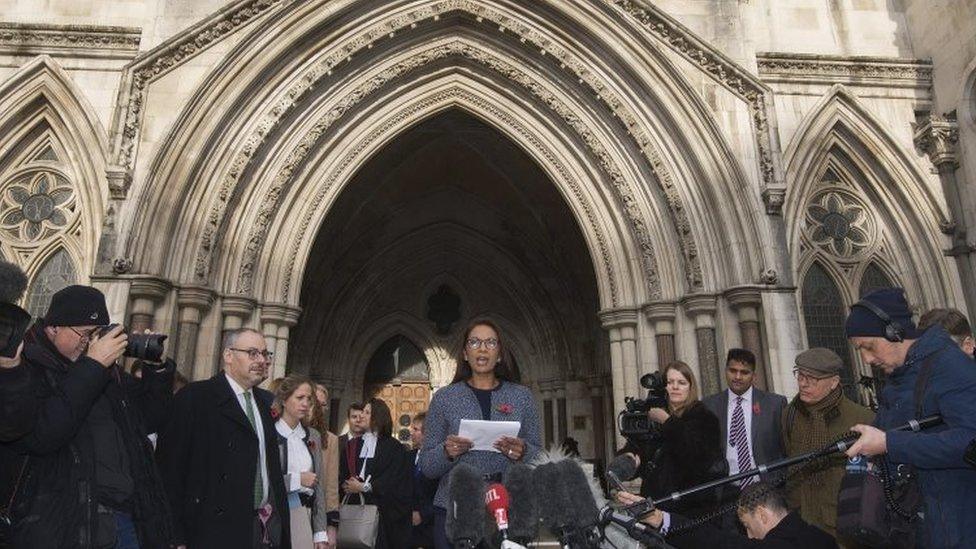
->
xmin=364 ymin=335 xmax=432 ymax=445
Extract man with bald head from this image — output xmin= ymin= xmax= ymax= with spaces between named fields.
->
xmin=157 ymin=328 xmax=291 ymax=548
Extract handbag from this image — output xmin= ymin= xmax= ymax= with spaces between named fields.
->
xmin=337 ymin=493 xmax=379 ymax=549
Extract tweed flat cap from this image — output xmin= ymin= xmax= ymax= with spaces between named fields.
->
xmin=794 ymin=347 xmax=843 ymax=378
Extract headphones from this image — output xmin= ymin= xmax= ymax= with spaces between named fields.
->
xmin=851 ymin=299 xmax=905 ymax=343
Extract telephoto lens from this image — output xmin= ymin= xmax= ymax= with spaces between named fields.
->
xmin=98 ymin=324 xmax=168 ymax=362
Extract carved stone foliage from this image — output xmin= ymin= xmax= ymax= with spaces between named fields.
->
xmin=913 ymin=114 xmax=959 ymax=169
xmin=0 ymin=171 xmax=76 ymax=243
xmin=801 ymin=170 xmax=878 ymax=263
xmin=0 ymin=22 xmax=141 ymax=56
xmin=756 ymin=53 xmax=933 ymax=88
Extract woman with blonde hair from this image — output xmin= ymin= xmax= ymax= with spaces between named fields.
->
xmin=309 ymin=383 xmax=340 ymax=547
xmin=272 ymin=375 xmax=331 ymax=548
xmin=621 ymin=361 xmax=725 ymax=518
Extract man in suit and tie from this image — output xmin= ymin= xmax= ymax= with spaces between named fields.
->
xmin=703 ymin=349 xmax=788 ymax=484
xmin=157 ymin=327 xmax=291 ymax=548
xmin=337 ymin=401 xmax=370 ymax=501
xmin=407 ymin=412 xmax=438 ymax=549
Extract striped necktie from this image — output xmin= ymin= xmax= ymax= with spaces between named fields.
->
xmin=242 ymin=391 xmax=265 ymax=508
xmin=730 ymin=396 xmax=756 ymax=487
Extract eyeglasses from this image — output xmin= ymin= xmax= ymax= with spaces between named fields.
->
xmin=68 ymin=327 xmax=98 ymax=342
xmin=466 ymin=337 xmax=499 ymax=350
xmin=230 ymin=348 xmax=274 ymax=361
xmin=793 ymin=369 xmax=830 ymax=384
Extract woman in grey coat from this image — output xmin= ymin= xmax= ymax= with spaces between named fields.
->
xmin=273 ymin=375 xmax=331 ymax=548
xmin=419 ymin=318 xmax=543 ymax=549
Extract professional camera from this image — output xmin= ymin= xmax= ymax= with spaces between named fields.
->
xmin=98 ymin=323 xmax=167 ymax=362
xmin=617 ymin=371 xmax=668 ymax=440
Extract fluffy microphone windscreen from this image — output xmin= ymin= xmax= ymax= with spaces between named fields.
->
xmin=0 ymin=261 xmax=27 ymax=304
xmin=555 ymin=459 xmax=601 ymax=527
xmin=608 ymin=454 xmax=638 ymax=481
xmin=503 ymin=463 xmax=539 ymax=542
xmin=533 ymin=461 xmax=574 ymax=531
xmin=446 ymin=463 xmax=486 ymax=545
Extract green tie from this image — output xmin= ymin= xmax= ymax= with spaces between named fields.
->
xmin=242 ymin=391 xmax=264 ymax=508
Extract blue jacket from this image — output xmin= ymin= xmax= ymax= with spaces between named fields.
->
xmin=874 ymin=326 xmax=976 ymax=548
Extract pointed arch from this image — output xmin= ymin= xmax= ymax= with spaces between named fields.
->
xmin=0 ymin=56 xmax=110 ymax=280
xmin=24 ymin=247 xmax=78 ymax=318
xmin=784 ymin=85 xmax=957 ymax=309
xmin=798 ymin=260 xmax=859 ymax=402
xmin=858 ymin=261 xmax=896 ymax=298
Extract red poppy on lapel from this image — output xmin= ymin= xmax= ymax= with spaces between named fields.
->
xmin=306 ymin=438 xmax=316 ymax=451
xmin=270 ymin=407 xmax=280 ymax=419
xmin=753 ymin=402 xmax=761 ymax=416
xmin=497 ymin=403 xmax=514 ymax=415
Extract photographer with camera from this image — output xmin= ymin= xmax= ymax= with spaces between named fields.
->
xmin=2 ymin=285 xmax=175 ymax=548
xmin=619 ymin=361 xmax=726 ymax=518
xmin=0 ymin=260 xmax=34 ymax=443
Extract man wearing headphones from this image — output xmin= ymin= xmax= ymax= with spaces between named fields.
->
xmin=844 ymin=288 xmax=976 ymax=548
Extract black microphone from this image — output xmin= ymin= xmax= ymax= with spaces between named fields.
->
xmin=0 ymin=260 xmax=31 ymax=358
xmin=446 ymin=463 xmax=486 ymax=549
xmin=607 ymin=454 xmax=638 ymax=492
xmin=535 ymin=460 xmax=602 ymax=549
xmin=503 ymin=463 xmax=539 ymax=545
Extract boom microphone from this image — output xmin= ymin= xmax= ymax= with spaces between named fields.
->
xmin=446 ymin=464 xmax=486 ymax=549
xmin=503 ymin=462 xmax=539 ymax=545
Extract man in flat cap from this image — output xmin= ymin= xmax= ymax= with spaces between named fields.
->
xmin=781 ymin=347 xmax=873 ymax=546
xmin=844 ymin=288 xmax=976 ymax=548
xmin=2 ymin=285 xmax=176 ymax=548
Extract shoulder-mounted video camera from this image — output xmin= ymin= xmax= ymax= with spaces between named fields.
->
xmin=617 ymin=371 xmax=668 ymax=442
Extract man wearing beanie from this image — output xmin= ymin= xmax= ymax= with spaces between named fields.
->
xmin=2 ymin=285 xmax=176 ymax=548
xmin=844 ymin=288 xmax=976 ymax=548
xmin=781 ymin=347 xmax=873 ymax=546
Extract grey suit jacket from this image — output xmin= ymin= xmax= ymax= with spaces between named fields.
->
xmin=277 ymin=425 xmax=329 ymax=536
xmin=702 ymin=387 xmax=788 ymax=469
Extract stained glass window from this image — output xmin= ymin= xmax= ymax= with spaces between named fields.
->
xmin=25 ymin=248 xmax=77 ymax=319
xmin=858 ymin=263 xmax=894 ymax=298
xmin=801 ymin=262 xmax=860 ymax=402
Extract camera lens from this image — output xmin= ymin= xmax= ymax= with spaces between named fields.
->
xmin=125 ymin=333 xmax=167 ymax=362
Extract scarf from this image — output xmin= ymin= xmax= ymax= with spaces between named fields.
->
xmin=785 ymin=386 xmax=844 ymax=484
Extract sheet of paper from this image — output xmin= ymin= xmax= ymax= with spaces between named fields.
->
xmin=458 ymin=419 xmax=522 ymax=452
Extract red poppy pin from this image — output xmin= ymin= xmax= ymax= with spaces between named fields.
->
xmin=270 ymin=407 xmax=280 ymax=419
xmin=753 ymin=402 xmax=761 ymax=416
xmin=496 ymin=403 xmax=514 ymax=415
xmin=306 ymin=438 xmax=316 ymax=451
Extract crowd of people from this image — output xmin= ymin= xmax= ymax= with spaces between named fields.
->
xmin=1 ymin=279 xmax=976 ymax=549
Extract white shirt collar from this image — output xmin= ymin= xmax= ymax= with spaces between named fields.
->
xmin=275 ymin=419 xmax=306 ymax=439
xmin=728 ymin=386 xmax=754 ymax=404
xmin=225 ymin=373 xmax=251 ymax=396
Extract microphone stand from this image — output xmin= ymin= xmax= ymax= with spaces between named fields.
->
xmin=611 ymin=415 xmax=943 ymax=533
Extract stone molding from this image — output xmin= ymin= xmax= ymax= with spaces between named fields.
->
xmin=177 ymin=285 xmax=216 ymax=311
xmin=913 ymin=114 xmax=959 ymax=169
xmin=641 ymin=301 xmax=677 ymax=322
xmin=259 ymin=303 xmax=302 ymax=326
xmin=724 ymin=286 xmax=763 ymax=309
xmin=128 ymin=276 xmax=171 ymax=301
xmin=680 ymin=293 xmax=718 ymax=317
xmin=609 ymin=0 xmax=780 ymax=192
xmin=599 ymin=307 xmax=640 ymax=330
xmin=0 ymin=22 xmax=141 ymax=58
xmin=756 ymin=52 xmax=933 ymax=89
xmin=221 ymin=295 xmax=256 ymax=318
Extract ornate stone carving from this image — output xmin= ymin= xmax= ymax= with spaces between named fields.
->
xmin=762 ymin=188 xmax=785 ymax=215
xmin=114 ymin=0 xmax=283 ymax=170
xmin=804 ymin=190 xmax=876 ymax=259
xmin=609 ymin=0 xmax=779 ymax=190
xmin=913 ymin=114 xmax=959 ymax=169
xmin=598 ymin=307 xmax=640 ymax=330
xmin=105 ymin=166 xmax=132 ymax=200
xmin=112 ymin=257 xmax=133 ymax=274
xmin=756 ymin=53 xmax=933 ymax=87
xmin=757 ymin=268 xmax=777 ymax=285
xmin=0 ymin=22 xmax=141 ymax=56
xmin=0 ymin=169 xmax=76 ymax=243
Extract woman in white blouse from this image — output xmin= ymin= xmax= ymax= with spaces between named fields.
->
xmin=272 ymin=375 xmax=330 ymax=548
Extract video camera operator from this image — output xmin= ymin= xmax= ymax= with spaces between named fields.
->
xmin=2 ymin=285 xmax=176 ymax=548
xmin=0 ymin=260 xmax=34 ymax=443
xmin=618 ymin=361 xmax=726 ymax=518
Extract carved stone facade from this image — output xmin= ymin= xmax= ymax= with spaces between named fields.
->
xmin=1 ymin=0 xmax=973 ymax=460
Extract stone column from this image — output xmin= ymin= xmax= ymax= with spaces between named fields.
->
xmin=218 ymin=296 xmax=256 ymax=377
xmin=915 ymin=114 xmax=976 ymax=314
xmin=599 ymin=308 xmax=639 ymax=447
xmin=555 ymin=384 xmax=567 ymax=444
xmin=725 ymin=287 xmax=769 ymax=391
xmin=175 ymin=286 xmax=215 ymax=380
xmin=540 ymin=387 xmax=554 ymax=448
xmin=682 ymin=294 xmax=721 ymax=397
xmin=643 ymin=301 xmax=677 ymax=371
xmin=261 ymin=303 xmax=302 ymax=381
xmin=585 ymin=375 xmax=608 ymax=463
xmin=127 ymin=277 xmax=170 ymax=334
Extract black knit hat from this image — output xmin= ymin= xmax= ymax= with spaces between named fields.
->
xmin=44 ymin=285 xmax=110 ymax=327
xmin=844 ymin=287 xmax=920 ymax=340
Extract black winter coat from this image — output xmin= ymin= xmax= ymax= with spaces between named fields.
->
xmin=0 ymin=364 xmax=36 ymax=442
xmin=338 ymin=434 xmax=412 ymax=549
xmin=4 ymin=322 xmax=175 ymax=548
xmin=667 ymin=510 xmax=838 ymax=549
xmin=155 ymin=374 xmax=291 ymax=549
xmin=626 ymin=401 xmax=726 ymax=517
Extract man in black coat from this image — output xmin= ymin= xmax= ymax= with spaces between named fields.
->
xmin=407 ymin=413 xmax=437 ymax=549
xmin=156 ymin=327 xmax=290 ymax=549
xmin=3 ymin=285 xmax=175 ymax=548
xmin=618 ymin=481 xmax=837 ymax=549
xmin=0 ymin=343 xmax=33 ymax=443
